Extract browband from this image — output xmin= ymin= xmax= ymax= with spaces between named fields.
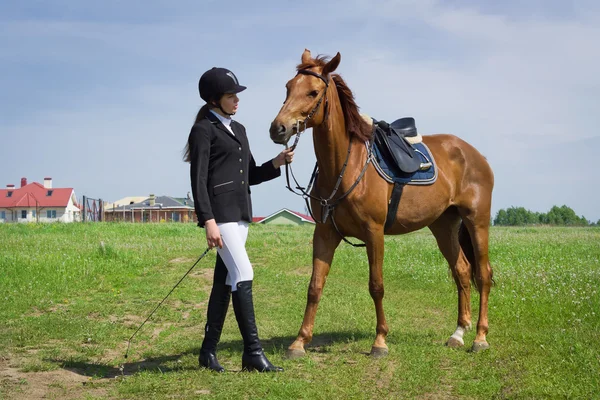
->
xmin=297 ymin=69 xmax=329 ymax=87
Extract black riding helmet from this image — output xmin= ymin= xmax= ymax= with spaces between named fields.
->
xmin=199 ymin=68 xmax=246 ymax=115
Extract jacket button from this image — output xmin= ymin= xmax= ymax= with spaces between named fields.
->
xmin=240 ymin=170 xmax=243 ymax=174
xmin=238 ymin=147 xmax=242 ymax=151
xmin=241 ymin=181 xmax=245 ymax=184
xmin=239 ymin=158 xmax=242 ymax=162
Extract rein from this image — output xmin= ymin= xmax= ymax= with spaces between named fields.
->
xmin=284 ymin=69 xmax=372 ymax=247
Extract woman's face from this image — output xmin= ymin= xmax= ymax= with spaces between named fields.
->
xmin=219 ymin=93 xmax=239 ymax=115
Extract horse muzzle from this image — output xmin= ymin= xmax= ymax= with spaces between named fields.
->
xmin=269 ymin=121 xmax=293 ymax=145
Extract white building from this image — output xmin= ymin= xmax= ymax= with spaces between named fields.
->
xmin=0 ymin=177 xmax=81 ymax=223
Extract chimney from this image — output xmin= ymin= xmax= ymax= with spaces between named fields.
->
xmin=44 ymin=177 xmax=53 ymax=189
xmin=149 ymin=194 xmax=155 ymax=206
xmin=6 ymin=184 xmax=15 ymax=189
xmin=21 ymin=177 xmax=27 ymax=188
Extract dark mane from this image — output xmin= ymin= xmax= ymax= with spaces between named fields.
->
xmin=331 ymin=74 xmax=372 ymax=141
xmin=296 ymin=56 xmax=372 ymax=141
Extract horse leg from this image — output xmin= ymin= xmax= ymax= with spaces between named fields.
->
xmin=429 ymin=209 xmax=472 ymax=348
xmin=287 ymin=223 xmax=342 ymax=359
xmin=365 ymin=227 xmax=389 ymax=357
xmin=459 ymin=207 xmax=493 ymax=352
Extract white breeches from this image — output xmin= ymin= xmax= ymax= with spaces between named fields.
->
xmin=216 ymin=221 xmax=254 ymax=291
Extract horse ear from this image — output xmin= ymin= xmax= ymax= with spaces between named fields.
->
xmin=302 ymin=49 xmax=312 ymax=64
xmin=322 ymin=52 xmax=341 ymax=76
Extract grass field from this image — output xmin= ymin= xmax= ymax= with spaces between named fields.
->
xmin=1 ymin=223 xmax=599 ymax=399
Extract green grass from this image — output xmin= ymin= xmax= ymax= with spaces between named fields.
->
xmin=1 ymin=223 xmax=599 ymax=399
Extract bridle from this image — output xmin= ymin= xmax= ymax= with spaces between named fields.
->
xmin=286 ymin=69 xmax=329 ymax=152
xmin=283 ymin=69 xmax=373 ymax=247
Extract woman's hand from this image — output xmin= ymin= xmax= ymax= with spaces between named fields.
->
xmin=272 ymin=148 xmax=295 ymax=168
xmin=204 ymin=219 xmax=223 ymax=249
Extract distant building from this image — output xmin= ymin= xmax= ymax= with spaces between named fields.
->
xmin=103 ymin=196 xmax=148 ymax=210
xmin=254 ymin=209 xmax=315 ymax=226
xmin=0 ymin=177 xmax=80 ymax=223
xmin=104 ymin=194 xmax=195 ymax=223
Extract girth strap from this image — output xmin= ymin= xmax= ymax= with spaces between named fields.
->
xmin=384 ymin=182 xmax=405 ymax=233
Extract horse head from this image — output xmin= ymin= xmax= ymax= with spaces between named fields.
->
xmin=269 ymin=49 xmax=341 ymax=145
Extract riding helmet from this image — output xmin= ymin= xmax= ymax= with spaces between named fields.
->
xmin=199 ymin=67 xmax=246 ymax=103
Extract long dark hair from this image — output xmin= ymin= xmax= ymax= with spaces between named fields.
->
xmin=183 ymin=104 xmax=211 ymax=162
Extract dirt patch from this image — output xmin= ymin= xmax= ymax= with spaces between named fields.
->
xmin=288 ymin=265 xmax=312 ymax=276
xmin=151 ymin=323 xmax=174 ymax=338
xmin=169 ymin=257 xmax=196 ymax=264
xmin=416 ymin=391 xmax=457 ymax=400
xmin=362 ymin=360 xmax=398 ymax=394
xmin=0 ymin=357 xmax=110 ymax=400
xmin=188 ymin=268 xmax=214 ymax=281
xmin=27 ymin=303 xmax=69 ymax=317
xmin=109 ymin=314 xmax=144 ymax=327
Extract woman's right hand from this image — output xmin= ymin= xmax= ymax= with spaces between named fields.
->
xmin=205 ymin=219 xmax=223 ymax=249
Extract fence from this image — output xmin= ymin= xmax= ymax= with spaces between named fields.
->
xmin=82 ymin=196 xmax=103 ymax=222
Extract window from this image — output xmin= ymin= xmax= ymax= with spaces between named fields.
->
xmin=46 ymin=210 xmax=56 ymax=219
xmin=7 ymin=192 xmax=12 ymax=197
xmin=0 ymin=211 xmax=5 ymax=219
xmin=32 ymin=210 xmax=36 ymax=218
xmin=21 ymin=210 xmax=27 ymax=219
xmin=47 ymin=190 xmax=53 ymax=196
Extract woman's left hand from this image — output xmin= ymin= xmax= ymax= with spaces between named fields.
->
xmin=273 ymin=148 xmax=294 ymax=168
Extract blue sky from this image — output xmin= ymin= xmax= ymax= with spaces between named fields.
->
xmin=1 ymin=0 xmax=599 ymax=222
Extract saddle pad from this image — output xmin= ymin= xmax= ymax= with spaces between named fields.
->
xmin=371 ymin=141 xmax=437 ymax=185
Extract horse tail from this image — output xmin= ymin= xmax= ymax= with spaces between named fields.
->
xmin=458 ymin=222 xmax=494 ymax=289
xmin=458 ymin=222 xmax=478 ymax=289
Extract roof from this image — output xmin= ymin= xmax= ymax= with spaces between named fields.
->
xmin=0 ymin=182 xmax=75 ymax=209
xmin=103 ymin=196 xmax=148 ymax=209
xmin=105 ymin=195 xmax=194 ymax=211
xmin=258 ymin=208 xmax=315 ymax=224
xmin=289 ymin=210 xmax=314 ymax=222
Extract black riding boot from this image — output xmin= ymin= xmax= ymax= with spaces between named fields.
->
xmin=232 ymin=280 xmax=283 ymax=372
xmin=199 ymin=283 xmax=231 ymax=372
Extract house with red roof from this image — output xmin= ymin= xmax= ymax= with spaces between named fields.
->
xmin=0 ymin=177 xmax=80 ymax=223
xmin=253 ymin=208 xmax=315 ymax=226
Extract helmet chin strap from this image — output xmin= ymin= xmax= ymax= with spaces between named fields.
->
xmin=211 ymin=100 xmax=235 ymax=117
xmin=220 ymin=107 xmax=235 ymax=116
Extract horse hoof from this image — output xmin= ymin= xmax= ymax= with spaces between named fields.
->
xmin=370 ymin=346 xmax=389 ymax=358
xmin=446 ymin=337 xmax=464 ymax=348
xmin=471 ymin=341 xmax=490 ymax=352
xmin=285 ymin=348 xmax=306 ymax=360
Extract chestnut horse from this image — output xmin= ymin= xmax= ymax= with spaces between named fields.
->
xmin=269 ymin=49 xmax=494 ymax=357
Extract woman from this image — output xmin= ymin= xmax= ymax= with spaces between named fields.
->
xmin=184 ymin=67 xmax=293 ymax=372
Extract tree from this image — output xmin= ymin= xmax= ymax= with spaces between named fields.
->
xmin=493 ymin=205 xmax=590 ymax=226
xmin=493 ymin=209 xmax=508 ymax=225
xmin=545 ymin=205 xmax=587 ymax=226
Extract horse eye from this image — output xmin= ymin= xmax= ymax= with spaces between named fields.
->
xmin=308 ymin=90 xmax=319 ymax=98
